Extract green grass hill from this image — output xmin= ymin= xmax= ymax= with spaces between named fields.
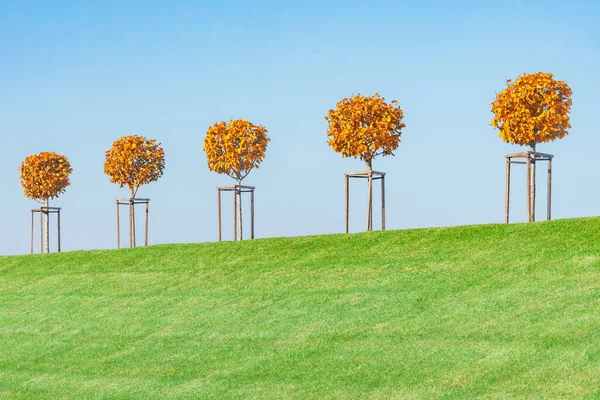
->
xmin=1 ymin=218 xmax=599 ymax=399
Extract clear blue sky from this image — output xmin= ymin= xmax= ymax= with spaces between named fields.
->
xmin=0 ymin=0 xmax=598 ymax=255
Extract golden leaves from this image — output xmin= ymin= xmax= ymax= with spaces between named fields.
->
xmin=104 ymin=135 xmax=165 ymax=197
xmin=203 ymin=119 xmax=269 ymax=181
xmin=491 ymin=72 xmax=572 ymax=147
xmin=19 ymin=152 xmax=72 ymax=201
xmin=325 ymin=93 xmax=406 ymax=167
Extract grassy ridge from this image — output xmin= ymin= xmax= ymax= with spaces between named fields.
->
xmin=0 ymin=218 xmax=599 ymax=399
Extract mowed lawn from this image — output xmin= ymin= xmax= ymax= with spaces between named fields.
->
xmin=1 ymin=218 xmax=600 ymax=399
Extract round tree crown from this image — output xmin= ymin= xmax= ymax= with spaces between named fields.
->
xmin=203 ymin=119 xmax=269 ymax=181
xmin=104 ymin=135 xmax=165 ymax=196
xmin=19 ymin=151 xmax=72 ymax=201
xmin=491 ymin=72 xmax=572 ymax=147
xmin=325 ymin=93 xmax=406 ymax=165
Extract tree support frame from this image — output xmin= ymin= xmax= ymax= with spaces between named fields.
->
xmin=217 ymin=185 xmax=255 ymax=241
xmin=116 ymin=198 xmax=150 ymax=248
xmin=345 ymin=170 xmax=386 ymax=233
xmin=30 ymin=207 xmax=61 ymax=254
xmin=505 ymin=151 xmax=553 ymax=223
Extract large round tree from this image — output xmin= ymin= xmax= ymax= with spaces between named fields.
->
xmin=491 ymin=72 xmax=572 ymax=221
xmin=204 ymin=118 xmax=269 ymax=240
xmin=19 ymin=151 xmax=72 ymax=253
xmin=325 ymin=93 xmax=405 ymax=230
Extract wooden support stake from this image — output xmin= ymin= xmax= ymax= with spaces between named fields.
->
xmin=117 ymin=200 xmax=120 ymax=249
xmin=250 ymin=189 xmax=255 ymax=240
xmin=30 ymin=210 xmax=34 ymax=255
xmin=345 ymin=175 xmax=349 ymax=233
xmin=57 ymin=210 xmax=61 ymax=253
xmin=40 ymin=210 xmax=43 ymax=254
xmin=530 ymin=153 xmax=536 ymax=222
xmin=238 ymin=186 xmax=243 ymax=241
xmin=367 ymin=171 xmax=373 ymax=232
xmin=381 ymin=175 xmax=386 ymax=231
xmin=233 ymin=187 xmax=237 ymax=241
xmin=128 ymin=200 xmax=132 ymax=248
xmin=145 ymin=201 xmax=149 ymax=246
xmin=505 ymin=158 xmax=511 ymax=224
xmin=132 ymin=200 xmax=136 ymax=247
xmin=547 ymin=158 xmax=552 ymax=221
xmin=526 ymin=154 xmax=532 ymax=222
xmin=218 ymin=189 xmax=222 ymax=241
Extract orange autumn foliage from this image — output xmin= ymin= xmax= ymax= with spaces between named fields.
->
xmin=325 ymin=93 xmax=406 ymax=169
xmin=104 ymin=135 xmax=165 ymax=197
xmin=19 ymin=152 xmax=72 ymax=202
xmin=491 ymin=72 xmax=572 ymax=148
xmin=203 ymin=119 xmax=269 ymax=182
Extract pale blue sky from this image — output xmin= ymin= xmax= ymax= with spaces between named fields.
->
xmin=1 ymin=0 xmax=599 ymax=255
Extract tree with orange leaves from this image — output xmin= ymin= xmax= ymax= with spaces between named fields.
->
xmin=204 ymin=119 xmax=269 ymax=240
xmin=491 ymin=72 xmax=572 ymax=221
xmin=104 ymin=135 xmax=165 ymax=198
xmin=491 ymin=72 xmax=572 ymax=150
xmin=105 ymin=135 xmax=165 ymax=247
xmin=19 ymin=151 xmax=72 ymax=253
xmin=326 ymin=93 xmax=405 ymax=231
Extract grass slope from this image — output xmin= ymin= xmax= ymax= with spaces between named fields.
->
xmin=1 ymin=218 xmax=600 ymax=399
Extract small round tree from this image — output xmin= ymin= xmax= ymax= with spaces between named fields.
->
xmin=19 ymin=151 xmax=72 ymax=253
xmin=325 ymin=93 xmax=405 ymax=230
xmin=491 ymin=72 xmax=572 ymax=221
xmin=204 ymin=119 xmax=269 ymax=240
xmin=104 ymin=135 xmax=165 ymax=198
xmin=104 ymin=135 xmax=165 ymax=247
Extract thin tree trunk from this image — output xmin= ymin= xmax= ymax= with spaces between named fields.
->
xmin=237 ymin=178 xmax=243 ymax=240
xmin=130 ymin=188 xmax=135 ymax=247
xmin=366 ymin=160 xmax=373 ymax=231
xmin=529 ymin=143 xmax=536 ymax=222
xmin=44 ymin=198 xmax=50 ymax=253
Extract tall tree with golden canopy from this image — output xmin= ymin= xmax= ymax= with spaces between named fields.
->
xmin=19 ymin=151 xmax=72 ymax=253
xmin=492 ymin=72 xmax=572 ymax=221
xmin=204 ymin=119 xmax=269 ymax=240
xmin=326 ymin=93 xmax=405 ymax=230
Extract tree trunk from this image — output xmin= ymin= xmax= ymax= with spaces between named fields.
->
xmin=130 ymin=188 xmax=135 ymax=247
xmin=529 ymin=143 xmax=536 ymax=222
xmin=236 ymin=178 xmax=243 ymax=240
xmin=44 ymin=198 xmax=50 ymax=253
xmin=366 ymin=160 xmax=373 ymax=231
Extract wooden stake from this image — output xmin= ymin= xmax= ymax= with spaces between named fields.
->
xmin=367 ymin=166 xmax=373 ymax=232
xmin=505 ymin=158 xmax=511 ymax=224
xmin=218 ymin=189 xmax=222 ymax=241
xmin=30 ymin=210 xmax=34 ymax=255
xmin=117 ymin=200 xmax=120 ymax=249
xmin=381 ymin=174 xmax=386 ymax=231
xmin=526 ymin=154 xmax=532 ymax=222
xmin=132 ymin=200 xmax=137 ymax=247
xmin=40 ymin=209 xmax=43 ymax=254
xmin=250 ymin=189 xmax=255 ymax=240
xmin=547 ymin=158 xmax=552 ymax=221
xmin=128 ymin=200 xmax=132 ymax=247
xmin=238 ymin=184 xmax=243 ymax=241
xmin=145 ymin=201 xmax=149 ymax=246
xmin=44 ymin=200 xmax=50 ymax=254
xmin=57 ymin=209 xmax=61 ymax=253
xmin=233 ymin=187 xmax=237 ymax=241
xmin=530 ymin=152 xmax=536 ymax=222
xmin=345 ymin=174 xmax=349 ymax=233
